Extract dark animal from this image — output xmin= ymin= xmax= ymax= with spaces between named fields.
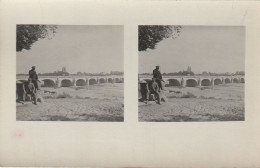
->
xmin=16 ymin=81 xmax=40 ymax=104
xmin=139 ymin=79 xmax=167 ymax=104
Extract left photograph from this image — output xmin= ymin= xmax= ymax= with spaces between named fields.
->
xmin=16 ymin=25 xmax=124 ymax=121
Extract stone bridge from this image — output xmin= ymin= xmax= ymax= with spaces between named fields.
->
xmin=139 ymin=75 xmax=245 ymax=87
xmin=16 ymin=75 xmax=124 ymax=87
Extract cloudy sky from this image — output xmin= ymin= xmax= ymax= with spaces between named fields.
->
xmin=17 ymin=25 xmax=124 ymax=74
xmin=139 ymin=26 xmax=245 ymax=74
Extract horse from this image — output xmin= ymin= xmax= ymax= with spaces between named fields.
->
xmin=16 ymin=80 xmax=41 ymax=104
xmin=139 ymin=79 xmax=167 ymax=104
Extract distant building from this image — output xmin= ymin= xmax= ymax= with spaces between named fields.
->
xmin=187 ymin=66 xmax=191 ymax=73
xmin=62 ymin=66 xmax=67 ymax=73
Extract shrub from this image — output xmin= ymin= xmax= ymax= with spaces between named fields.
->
xmin=74 ymin=87 xmax=86 ymax=90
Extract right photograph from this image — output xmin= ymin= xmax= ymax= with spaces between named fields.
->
xmin=138 ymin=26 xmax=245 ymax=122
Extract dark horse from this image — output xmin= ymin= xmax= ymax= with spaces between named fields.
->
xmin=139 ymin=79 xmax=166 ymax=103
xmin=16 ymin=80 xmax=40 ymax=104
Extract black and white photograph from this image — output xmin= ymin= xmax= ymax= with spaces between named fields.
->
xmin=16 ymin=25 xmax=124 ymax=121
xmin=138 ymin=26 xmax=245 ymax=122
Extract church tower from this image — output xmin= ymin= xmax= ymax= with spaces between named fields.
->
xmin=62 ymin=66 xmax=67 ymax=72
xmin=187 ymin=66 xmax=191 ymax=73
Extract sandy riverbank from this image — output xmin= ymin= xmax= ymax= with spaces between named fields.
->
xmin=16 ymin=83 xmax=124 ymax=121
xmin=139 ymin=83 xmax=244 ymax=122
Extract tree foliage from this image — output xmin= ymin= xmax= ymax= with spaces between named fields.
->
xmin=138 ymin=25 xmax=182 ymax=51
xmin=16 ymin=25 xmax=57 ymax=52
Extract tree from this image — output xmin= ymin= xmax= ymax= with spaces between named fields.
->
xmin=138 ymin=25 xmax=182 ymax=51
xmin=16 ymin=25 xmax=57 ymax=52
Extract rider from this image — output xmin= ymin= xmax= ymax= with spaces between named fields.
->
xmin=29 ymin=66 xmax=39 ymax=91
xmin=153 ymin=65 xmax=163 ymax=90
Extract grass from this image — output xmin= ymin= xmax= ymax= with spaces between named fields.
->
xmin=77 ymin=113 xmax=124 ymax=121
xmin=167 ymin=95 xmax=177 ymax=98
xmin=43 ymin=93 xmax=91 ymax=99
xmin=199 ymin=96 xmax=216 ymax=99
xmin=75 ymin=95 xmax=91 ymax=99
xmin=56 ymin=92 xmax=72 ymax=98
xmin=200 ymin=86 xmax=212 ymax=90
xmin=42 ymin=95 xmax=56 ymax=99
xmin=74 ymin=87 xmax=87 ymax=90
xmin=43 ymin=92 xmax=72 ymax=99
xmin=181 ymin=92 xmax=196 ymax=98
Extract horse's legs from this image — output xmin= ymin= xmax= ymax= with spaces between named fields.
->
xmin=22 ymin=92 xmax=26 ymax=102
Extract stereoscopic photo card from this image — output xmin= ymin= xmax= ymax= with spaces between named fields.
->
xmin=1 ymin=0 xmax=260 ymax=167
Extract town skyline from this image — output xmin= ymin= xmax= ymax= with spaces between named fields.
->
xmin=139 ymin=65 xmax=245 ymax=76
xmin=17 ymin=66 xmax=124 ymax=76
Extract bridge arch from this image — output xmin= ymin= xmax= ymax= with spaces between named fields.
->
xmin=240 ymin=78 xmax=245 ymax=83
xmin=76 ymin=79 xmax=86 ymax=86
xmin=233 ymin=78 xmax=239 ymax=83
xmin=108 ymin=78 xmax=113 ymax=83
xmin=168 ymin=79 xmax=181 ymax=86
xmin=225 ymin=78 xmax=231 ymax=83
xmin=42 ymin=79 xmax=56 ymax=87
xmin=114 ymin=78 xmax=120 ymax=83
xmin=201 ymin=79 xmax=211 ymax=86
xmin=99 ymin=78 xmax=106 ymax=84
xmin=186 ymin=79 xmax=198 ymax=87
xmin=89 ymin=78 xmax=97 ymax=85
xmin=214 ymin=78 xmax=222 ymax=85
xmin=61 ymin=79 xmax=73 ymax=87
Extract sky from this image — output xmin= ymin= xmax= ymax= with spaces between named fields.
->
xmin=139 ymin=26 xmax=245 ymax=74
xmin=17 ymin=25 xmax=124 ymax=74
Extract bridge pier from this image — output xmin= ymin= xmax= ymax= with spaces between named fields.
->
xmin=181 ymin=78 xmax=186 ymax=87
xmin=86 ymin=78 xmax=89 ymax=89
xmin=198 ymin=78 xmax=201 ymax=87
xmin=211 ymin=78 xmax=214 ymax=88
xmin=56 ymin=78 xmax=61 ymax=87
xmin=73 ymin=78 xmax=76 ymax=86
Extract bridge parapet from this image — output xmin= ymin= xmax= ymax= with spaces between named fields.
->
xmin=139 ymin=75 xmax=245 ymax=87
xmin=16 ymin=75 xmax=124 ymax=87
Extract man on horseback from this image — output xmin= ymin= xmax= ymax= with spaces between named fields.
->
xmin=29 ymin=66 xmax=39 ymax=91
xmin=153 ymin=65 xmax=164 ymax=90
